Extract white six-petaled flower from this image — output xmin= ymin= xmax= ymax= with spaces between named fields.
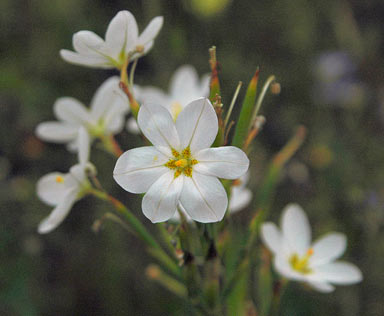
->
xmin=37 ymin=127 xmax=94 ymax=234
xmin=261 ymin=204 xmax=363 ymax=293
xmin=127 ymin=65 xmax=210 ymax=132
xmin=60 ymin=10 xmax=163 ymax=69
xmin=114 ymin=98 xmax=249 ymax=223
xmin=36 ymin=76 xmax=129 ymax=151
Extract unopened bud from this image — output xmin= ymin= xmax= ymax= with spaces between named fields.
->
xmin=270 ymin=82 xmax=281 ymax=94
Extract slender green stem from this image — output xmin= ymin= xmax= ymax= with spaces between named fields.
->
xmin=249 ymin=75 xmax=276 ymax=131
xmin=89 ymin=188 xmax=160 ymax=249
xmin=224 ymin=81 xmax=242 ymax=129
xmin=129 ymin=58 xmax=138 ymax=88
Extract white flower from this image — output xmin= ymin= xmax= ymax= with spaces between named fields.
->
xmin=36 ymin=76 xmax=129 ymax=151
xmin=261 ymin=204 xmax=363 ymax=293
xmin=60 ymin=10 xmax=163 ymax=69
xmin=114 ymin=98 xmax=249 ymax=223
xmin=127 ymin=65 xmax=210 ymax=133
xmin=37 ymin=127 xmax=93 ymax=234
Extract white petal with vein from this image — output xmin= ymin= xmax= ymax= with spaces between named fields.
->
xmin=180 ymin=172 xmax=227 ymax=223
xmin=138 ymin=103 xmax=180 ymax=153
xmin=113 ymin=146 xmax=169 ymax=193
xmin=194 ymin=146 xmax=249 ymax=179
xmin=142 ymin=171 xmax=183 ymax=223
xmin=176 ymin=98 xmax=218 ymax=153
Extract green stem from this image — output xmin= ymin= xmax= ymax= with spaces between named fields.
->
xmin=129 ymin=58 xmax=138 ymax=88
xmin=249 ymin=75 xmax=275 ymax=131
xmin=89 ymin=188 xmax=160 ymax=249
xmin=224 ymin=81 xmax=242 ymax=129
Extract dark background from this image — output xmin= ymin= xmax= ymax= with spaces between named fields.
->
xmin=1 ymin=0 xmax=384 ymax=315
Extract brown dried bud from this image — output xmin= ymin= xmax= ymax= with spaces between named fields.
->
xmin=270 ymin=82 xmax=281 ymax=94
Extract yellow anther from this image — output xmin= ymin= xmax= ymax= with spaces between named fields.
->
xmin=55 ymin=176 xmax=64 ymax=183
xmin=171 ymin=149 xmax=180 ymax=157
xmin=233 ymin=179 xmax=242 ymax=186
xmin=175 ymin=159 xmax=188 ymax=168
xmin=153 ymin=155 xmax=158 ymax=162
xmin=289 ymin=248 xmax=315 ymax=275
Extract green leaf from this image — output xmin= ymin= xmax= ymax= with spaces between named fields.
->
xmin=231 ymin=69 xmax=259 ymax=148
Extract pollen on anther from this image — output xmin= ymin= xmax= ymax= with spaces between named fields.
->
xmin=307 ymin=248 xmax=314 ymax=256
xmin=55 ymin=176 xmax=64 ymax=183
xmin=182 ymin=147 xmax=191 ymax=158
xmin=171 ymin=149 xmax=180 ymax=157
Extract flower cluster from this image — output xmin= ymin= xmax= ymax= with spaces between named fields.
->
xmin=35 ymin=8 xmax=363 ymax=312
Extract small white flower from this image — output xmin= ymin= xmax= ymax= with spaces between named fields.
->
xmin=60 ymin=10 xmax=163 ymax=69
xmin=261 ymin=204 xmax=363 ymax=293
xmin=37 ymin=127 xmax=93 ymax=234
xmin=127 ymin=65 xmax=210 ymax=133
xmin=36 ymin=76 xmax=128 ymax=151
xmin=114 ymin=98 xmax=249 ymax=223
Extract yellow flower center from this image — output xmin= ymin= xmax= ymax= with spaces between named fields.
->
xmin=164 ymin=147 xmax=198 ymax=178
xmin=55 ymin=176 xmax=64 ymax=183
xmin=289 ymin=248 xmax=314 ymax=274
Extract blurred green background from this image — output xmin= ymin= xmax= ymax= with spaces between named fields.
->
xmin=1 ymin=0 xmax=384 ymax=315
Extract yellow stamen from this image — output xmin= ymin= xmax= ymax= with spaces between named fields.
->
xmin=55 ymin=176 xmax=64 ymax=183
xmin=233 ymin=179 xmax=242 ymax=186
xmin=164 ymin=146 xmax=199 ymax=178
xmin=289 ymin=248 xmax=314 ymax=274
xmin=175 ymin=159 xmax=188 ymax=168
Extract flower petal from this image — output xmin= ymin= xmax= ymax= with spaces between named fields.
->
xmin=310 ymin=233 xmax=347 ymax=267
xmin=142 ymin=171 xmax=183 ymax=223
xmin=113 ymin=146 xmax=169 ymax=194
xmin=36 ymin=122 xmax=78 ymax=143
xmin=90 ymin=76 xmax=128 ymax=121
xmin=229 ymin=186 xmax=252 ymax=213
xmin=53 ymin=97 xmax=91 ymax=125
xmin=138 ymin=103 xmax=180 ymax=154
xmin=37 ymin=172 xmax=76 ymax=206
xmin=307 ymin=281 xmax=335 ymax=293
xmin=170 ymin=65 xmax=199 ymax=98
xmin=72 ymin=31 xmax=105 ymax=56
xmin=313 ymin=261 xmax=363 ymax=285
xmin=134 ymin=85 xmax=170 ymax=108
xmin=77 ymin=127 xmax=90 ymax=167
xmin=138 ymin=16 xmax=164 ymax=46
xmin=194 ymin=146 xmax=249 ymax=179
xmin=261 ymin=223 xmax=283 ymax=255
xmin=175 ymin=98 xmax=218 ymax=153
xmin=105 ymin=10 xmax=138 ymax=57
xmin=282 ymin=204 xmax=311 ymax=256
xmin=180 ymin=172 xmax=227 ymax=223
xmin=60 ymin=50 xmax=112 ymax=68
xmin=38 ymin=187 xmax=78 ymax=234
xmin=126 ymin=117 xmax=141 ymax=134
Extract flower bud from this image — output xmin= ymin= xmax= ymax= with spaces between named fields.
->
xmin=270 ymin=82 xmax=281 ymax=95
